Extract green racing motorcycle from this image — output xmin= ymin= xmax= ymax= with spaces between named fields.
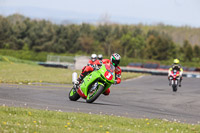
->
xmin=69 ymin=63 xmax=115 ymax=103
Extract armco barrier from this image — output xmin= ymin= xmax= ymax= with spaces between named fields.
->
xmin=143 ymin=63 xmax=159 ymax=69
xmin=127 ymin=63 xmax=143 ymax=67
xmin=37 ymin=62 xmax=200 ymax=78
xmin=38 ymin=62 xmax=68 ymax=68
xmin=128 ymin=62 xmax=200 ymax=73
xmin=159 ymin=65 xmax=171 ymax=69
xmin=187 ymin=67 xmax=196 ymax=71
xmin=121 ymin=67 xmax=200 ymax=78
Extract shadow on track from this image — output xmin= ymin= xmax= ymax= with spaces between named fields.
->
xmin=71 ymin=100 xmax=122 ymax=107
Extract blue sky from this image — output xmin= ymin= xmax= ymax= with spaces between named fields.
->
xmin=0 ymin=0 xmax=200 ymax=27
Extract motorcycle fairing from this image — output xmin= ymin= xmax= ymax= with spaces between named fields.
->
xmin=79 ymin=64 xmax=115 ymax=97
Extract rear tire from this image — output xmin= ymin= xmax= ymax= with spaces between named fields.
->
xmin=69 ymin=88 xmax=80 ymax=101
xmin=86 ymin=84 xmax=104 ymax=103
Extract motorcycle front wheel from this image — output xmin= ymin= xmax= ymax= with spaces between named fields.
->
xmin=69 ymin=87 xmax=80 ymax=101
xmin=172 ymin=85 xmax=177 ymax=92
xmin=86 ymin=84 xmax=104 ymax=103
xmin=171 ymin=80 xmax=178 ymax=92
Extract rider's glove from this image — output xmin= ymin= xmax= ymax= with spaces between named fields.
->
xmin=93 ymin=64 xmax=99 ymax=70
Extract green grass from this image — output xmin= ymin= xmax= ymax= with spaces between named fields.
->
xmin=0 ymin=59 xmax=141 ymax=84
xmin=0 ymin=55 xmax=37 ymax=65
xmin=0 ymin=61 xmax=80 ymax=84
xmin=121 ymin=72 xmax=143 ymax=81
xmin=0 ymin=49 xmax=85 ymax=62
xmin=1 ymin=49 xmax=200 ymax=67
xmin=0 ymin=106 xmax=199 ymax=133
xmin=0 ymin=49 xmax=48 ymax=62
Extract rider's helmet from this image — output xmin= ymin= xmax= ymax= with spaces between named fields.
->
xmin=173 ymin=59 xmax=180 ymax=70
xmin=98 ymin=54 xmax=103 ymax=60
xmin=91 ymin=54 xmax=97 ymax=62
xmin=110 ymin=53 xmax=121 ymax=67
xmin=173 ymin=59 xmax=180 ymax=64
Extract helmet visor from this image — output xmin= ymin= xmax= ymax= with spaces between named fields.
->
xmin=91 ymin=58 xmax=96 ymax=62
xmin=112 ymin=59 xmax=120 ymax=67
xmin=98 ymin=57 xmax=102 ymax=60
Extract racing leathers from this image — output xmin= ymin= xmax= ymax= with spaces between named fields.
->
xmin=102 ymin=59 xmax=121 ymax=95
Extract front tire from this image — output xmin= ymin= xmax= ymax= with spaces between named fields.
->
xmin=172 ymin=85 xmax=177 ymax=92
xmin=86 ymin=84 xmax=104 ymax=103
xmin=171 ymin=80 xmax=178 ymax=92
xmin=69 ymin=88 xmax=80 ymax=101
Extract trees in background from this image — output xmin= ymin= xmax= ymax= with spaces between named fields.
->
xmin=145 ymin=31 xmax=177 ymax=60
xmin=0 ymin=16 xmax=11 ymax=49
xmin=180 ymin=40 xmax=193 ymax=61
xmin=193 ymin=45 xmax=200 ymax=59
xmin=0 ymin=14 xmax=199 ymax=62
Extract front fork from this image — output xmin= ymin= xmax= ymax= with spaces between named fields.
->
xmin=89 ymin=82 xmax=98 ymax=93
xmin=169 ymin=77 xmax=180 ymax=86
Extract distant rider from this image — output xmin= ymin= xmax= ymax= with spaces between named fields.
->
xmin=98 ymin=54 xmax=103 ymax=65
xmin=98 ymin=54 xmax=103 ymax=61
xmin=168 ymin=59 xmax=183 ymax=87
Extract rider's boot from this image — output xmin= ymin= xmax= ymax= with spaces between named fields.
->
xmin=73 ymin=81 xmax=79 ymax=91
xmin=179 ymin=81 xmax=181 ymax=87
xmin=179 ymin=77 xmax=182 ymax=87
xmin=73 ymin=70 xmax=88 ymax=90
xmin=73 ymin=76 xmax=83 ymax=90
xmin=168 ymin=76 xmax=171 ymax=86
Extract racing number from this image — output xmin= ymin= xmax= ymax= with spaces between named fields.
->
xmin=104 ymin=71 xmax=113 ymax=80
xmin=106 ymin=73 xmax=111 ymax=79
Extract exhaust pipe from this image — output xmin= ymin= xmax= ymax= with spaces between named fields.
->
xmin=72 ymin=72 xmax=77 ymax=83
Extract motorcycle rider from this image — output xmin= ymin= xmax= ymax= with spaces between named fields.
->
xmin=101 ymin=53 xmax=121 ymax=95
xmin=74 ymin=53 xmax=121 ymax=95
xmin=168 ymin=59 xmax=183 ymax=87
xmin=98 ymin=54 xmax=103 ymax=65
xmin=98 ymin=54 xmax=103 ymax=61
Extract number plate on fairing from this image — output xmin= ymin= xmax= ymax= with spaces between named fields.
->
xmin=104 ymin=71 xmax=113 ymax=80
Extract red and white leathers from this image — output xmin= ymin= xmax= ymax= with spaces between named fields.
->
xmin=102 ymin=59 xmax=121 ymax=95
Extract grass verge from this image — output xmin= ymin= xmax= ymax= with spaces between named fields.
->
xmin=0 ymin=60 xmax=142 ymax=84
xmin=0 ymin=61 xmax=81 ymax=84
xmin=0 ymin=55 xmax=37 ymax=65
xmin=0 ymin=106 xmax=199 ymax=133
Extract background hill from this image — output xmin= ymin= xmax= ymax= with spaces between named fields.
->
xmin=141 ymin=24 xmax=200 ymax=46
xmin=0 ymin=14 xmax=199 ymax=66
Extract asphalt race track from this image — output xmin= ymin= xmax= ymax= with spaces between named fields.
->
xmin=0 ymin=75 xmax=200 ymax=124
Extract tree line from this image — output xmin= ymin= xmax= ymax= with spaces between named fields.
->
xmin=0 ymin=14 xmax=200 ymax=62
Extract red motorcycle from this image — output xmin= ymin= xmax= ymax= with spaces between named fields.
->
xmin=169 ymin=69 xmax=180 ymax=92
